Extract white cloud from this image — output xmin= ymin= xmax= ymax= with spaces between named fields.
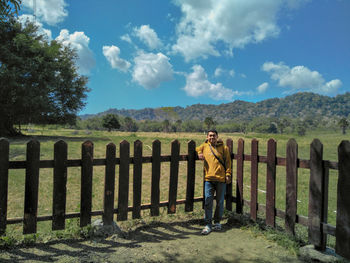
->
xmin=172 ymin=0 xmax=308 ymax=61
xmin=257 ymin=82 xmax=269 ymax=93
xmin=18 ymin=14 xmax=52 ymax=40
xmin=132 ymin=52 xmax=173 ymax=89
xmin=103 ymin=45 xmax=131 ymax=72
xmin=229 ymin=69 xmax=235 ymax=77
xmin=22 ymin=0 xmax=68 ymax=25
xmin=214 ymin=67 xmax=235 ymax=78
xmin=262 ymin=61 xmax=342 ymax=94
xmin=184 ymin=65 xmax=237 ymax=100
xmin=56 ymin=29 xmax=95 ymax=75
xmin=214 ymin=67 xmax=224 ymax=77
xmin=121 ymin=34 xmax=132 ymax=44
xmin=134 ymin=25 xmax=163 ymax=50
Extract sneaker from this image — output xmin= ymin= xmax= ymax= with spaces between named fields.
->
xmin=201 ymin=225 xmax=212 ymax=235
xmin=212 ymin=223 xmax=222 ymax=231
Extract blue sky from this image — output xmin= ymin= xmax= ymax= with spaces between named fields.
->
xmin=18 ymin=0 xmax=350 ymax=115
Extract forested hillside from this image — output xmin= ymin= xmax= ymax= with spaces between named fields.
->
xmin=81 ymin=92 xmax=350 ymax=121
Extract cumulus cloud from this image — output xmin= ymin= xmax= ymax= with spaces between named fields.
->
xmin=257 ymin=82 xmax=269 ymax=93
xmin=22 ymin=0 xmax=68 ymax=25
xmin=262 ymin=61 xmax=342 ymax=94
xmin=18 ymin=14 xmax=52 ymax=40
xmin=120 ymin=34 xmax=132 ymax=44
xmin=184 ymin=65 xmax=237 ymax=100
xmin=56 ymin=29 xmax=95 ymax=75
xmin=214 ymin=66 xmax=235 ymax=78
xmin=103 ymin=45 xmax=131 ymax=72
xmin=132 ymin=52 xmax=173 ymax=89
xmin=134 ymin=25 xmax=163 ymax=50
xmin=172 ymin=0 xmax=308 ymax=61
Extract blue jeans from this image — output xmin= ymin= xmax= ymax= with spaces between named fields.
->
xmin=204 ymin=181 xmax=226 ymax=227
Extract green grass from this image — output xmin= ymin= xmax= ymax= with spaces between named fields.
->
xmin=2 ymin=126 xmax=349 ymax=249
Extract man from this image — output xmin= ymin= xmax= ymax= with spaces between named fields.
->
xmin=196 ymin=129 xmax=232 ymax=235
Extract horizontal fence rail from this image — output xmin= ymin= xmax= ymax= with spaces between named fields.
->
xmin=0 ymin=137 xmax=349 ymax=260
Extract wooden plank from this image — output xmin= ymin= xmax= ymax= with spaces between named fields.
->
xmin=0 ymin=139 xmax=9 ymax=234
xmin=117 ymin=140 xmax=130 ymax=221
xmin=185 ymin=140 xmax=196 ymax=212
xmin=133 ymin=140 xmax=142 ymax=219
xmin=285 ymin=139 xmax=298 ymax=235
xmin=103 ymin=143 xmax=116 ymax=225
xmin=80 ymin=141 xmax=93 ymax=227
xmin=52 ymin=140 xmax=67 ymax=230
xmin=250 ymin=139 xmax=258 ymax=221
xmin=308 ymin=139 xmax=325 ymax=249
xmin=168 ymin=140 xmax=180 ymax=214
xmin=225 ymin=139 xmax=233 ymax=211
xmin=151 ymin=140 xmax=161 ymax=216
xmin=236 ymin=138 xmax=244 ymax=214
xmin=266 ymin=139 xmax=276 ymax=227
xmin=23 ymin=139 xmax=40 ymax=234
xmin=336 ymin=140 xmax=350 ymax=259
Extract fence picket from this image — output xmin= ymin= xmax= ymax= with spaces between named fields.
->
xmin=226 ymin=139 xmax=233 ymax=211
xmin=52 ymin=140 xmax=67 ymax=230
xmin=151 ymin=140 xmax=161 ymax=216
xmin=23 ymin=139 xmax=40 ymax=234
xmin=285 ymin=139 xmax=298 ymax=235
xmin=133 ymin=140 xmax=143 ymax=219
xmin=308 ymin=139 xmax=325 ymax=248
xmin=117 ymin=140 xmax=130 ymax=221
xmin=103 ymin=143 xmax=116 ymax=225
xmin=80 ymin=141 xmax=93 ymax=227
xmin=266 ymin=139 xmax=276 ymax=227
xmin=336 ymin=140 xmax=350 ymax=259
xmin=168 ymin=140 xmax=180 ymax=214
xmin=236 ymin=138 xmax=244 ymax=214
xmin=250 ymin=139 xmax=258 ymax=221
xmin=185 ymin=140 xmax=196 ymax=212
xmin=0 ymin=139 xmax=9 ymax=234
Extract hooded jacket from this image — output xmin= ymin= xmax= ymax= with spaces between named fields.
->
xmin=196 ymin=139 xmax=232 ymax=183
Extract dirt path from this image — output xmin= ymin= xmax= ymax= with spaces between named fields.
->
xmin=0 ymin=217 xmax=304 ymax=263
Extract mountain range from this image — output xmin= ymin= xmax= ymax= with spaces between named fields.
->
xmin=80 ymin=92 xmax=350 ymax=122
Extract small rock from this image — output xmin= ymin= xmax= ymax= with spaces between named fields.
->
xmin=90 ymin=219 xmax=125 ymax=238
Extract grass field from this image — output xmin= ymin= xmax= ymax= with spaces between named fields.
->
xmin=3 ymin=127 xmax=349 ymax=247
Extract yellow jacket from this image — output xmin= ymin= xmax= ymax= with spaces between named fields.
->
xmin=196 ymin=139 xmax=232 ymax=183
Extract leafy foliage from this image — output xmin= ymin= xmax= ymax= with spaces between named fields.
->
xmin=102 ymin=114 xmax=120 ymax=132
xmin=0 ymin=0 xmax=21 ymax=21
xmin=0 ymin=18 xmax=89 ymax=136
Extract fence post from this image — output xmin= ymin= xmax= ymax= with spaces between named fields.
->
xmin=226 ymin=139 xmax=233 ymax=211
xmin=185 ymin=140 xmax=196 ymax=212
xmin=308 ymin=139 xmax=326 ymax=249
xmin=0 ymin=138 xmax=9 ymax=235
xmin=250 ymin=139 xmax=258 ymax=221
xmin=266 ymin=138 xmax=276 ymax=228
xmin=80 ymin=140 xmax=93 ymax=227
xmin=151 ymin=140 xmax=161 ymax=216
xmin=117 ymin=140 xmax=130 ymax=221
xmin=285 ymin=139 xmax=298 ymax=235
xmin=336 ymin=140 xmax=350 ymax=259
xmin=236 ymin=138 xmax=244 ymax=214
xmin=52 ymin=140 xmax=68 ymax=230
xmin=23 ymin=139 xmax=40 ymax=234
xmin=168 ymin=140 xmax=180 ymax=214
xmin=103 ymin=143 xmax=116 ymax=225
xmin=133 ymin=140 xmax=143 ymax=219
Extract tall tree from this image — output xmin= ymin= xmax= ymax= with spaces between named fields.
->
xmin=338 ymin=118 xmax=349 ymax=135
xmin=0 ymin=18 xmax=89 ymax=136
xmin=204 ymin=117 xmax=215 ymax=131
xmin=102 ymin=114 xmax=120 ymax=132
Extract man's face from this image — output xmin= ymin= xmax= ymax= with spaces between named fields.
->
xmin=207 ymin=131 xmax=218 ymax=145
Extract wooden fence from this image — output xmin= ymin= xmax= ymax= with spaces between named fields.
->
xmin=0 ymin=138 xmax=349 ymax=260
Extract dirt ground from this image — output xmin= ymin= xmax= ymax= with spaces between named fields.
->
xmin=0 ymin=217 xmax=304 ymax=263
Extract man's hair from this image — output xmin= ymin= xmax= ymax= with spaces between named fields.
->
xmin=207 ymin=129 xmax=218 ymax=135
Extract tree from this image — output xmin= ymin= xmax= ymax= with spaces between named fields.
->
xmin=123 ymin=116 xmax=138 ymax=132
xmin=277 ymin=117 xmax=291 ymax=134
xmin=204 ymin=117 xmax=215 ymax=131
xmin=162 ymin=119 xmax=170 ymax=132
xmin=0 ymin=18 xmax=89 ymax=136
xmin=297 ymin=122 xmax=306 ymax=136
xmin=102 ymin=114 xmax=120 ymax=132
xmin=0 ymin=0 xmax=21 ymax=21
xmin=338 ymin=118 xmax=349 ymax=134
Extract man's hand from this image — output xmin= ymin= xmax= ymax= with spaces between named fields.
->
xmin=198 ymin=153 xmax=204 ymax=160
xmin=226 ymin=176 xmax=232 ymax=184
